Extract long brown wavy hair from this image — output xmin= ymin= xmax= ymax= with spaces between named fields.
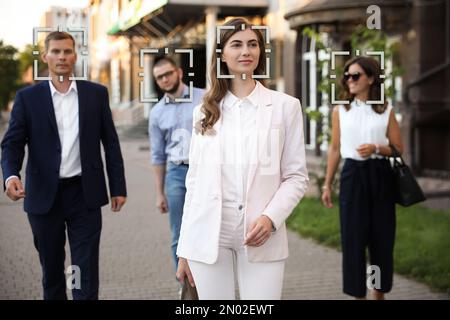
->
xmin=340 ymin=56 xmax=387 ymax=114
xmin=198 ymin=17 xmax=267 ymax=135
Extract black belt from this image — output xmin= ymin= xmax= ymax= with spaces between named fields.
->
xmin=170 ymin=161 xmax=189 ymax=166
xmin=59 ymin=176 xmax=81 ymax=185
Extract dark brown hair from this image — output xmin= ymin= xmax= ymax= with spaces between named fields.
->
xmin=153 ymin=56 xmax=178 ymax=69
xmin=340 ymin=56 xmax=387 ymax=114
xmin=44 ymin=31 xmax=75 ymax=52
xmin=198 ymin=17 xmax=267 ymax=135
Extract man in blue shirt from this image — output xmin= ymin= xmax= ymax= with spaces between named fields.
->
xmin=149 ymin=57 xmax=204 ymax=274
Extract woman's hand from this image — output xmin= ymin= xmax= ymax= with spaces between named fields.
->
xmin=356 ymin=144 xmax=376 ymax=158
xmin=321 ymin=187 xmax=333 ymax=208
xmin=244 ymin=215 xmax=274 ymax=247
xmin=176 ymin=258 xmax=195 ymax=287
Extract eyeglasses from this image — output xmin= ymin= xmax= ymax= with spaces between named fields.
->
xmin=155 ymin=69 xmax=176 ymax=81
xmin=343 ymin=71 xmax=364 ymax=82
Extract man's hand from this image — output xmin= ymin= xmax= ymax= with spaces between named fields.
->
xmin=5 ymin=178 xmax=26 ymax=201
xmin=111 ymin=196 xmax=126 ymax=212
xmin=244 ymin=215 xmax=274 ymax=247
xmin=156 ymin=193 xmax=169 ymax=214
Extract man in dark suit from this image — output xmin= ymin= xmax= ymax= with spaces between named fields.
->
xmin=1 ymin=31 xmax=127 ymax=300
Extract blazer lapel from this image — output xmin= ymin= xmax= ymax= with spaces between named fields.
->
xmin=246 ymin=84 xmax=273 ymax=195
xmin=41 ymin=81 xmax=59 ymax=138
xmin=197 ymin=101 xmax=223 ymax=197
xmin=77 ymin=80 xmax=88 ymax=141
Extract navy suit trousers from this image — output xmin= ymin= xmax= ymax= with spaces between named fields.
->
xmin=27 ymin=176 xmax=102 ymax=300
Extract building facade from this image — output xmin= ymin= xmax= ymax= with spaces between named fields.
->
xmin=285 ymin=0 xmax=450 ymax=177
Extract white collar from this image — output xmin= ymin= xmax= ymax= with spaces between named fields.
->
xmin=223 ymin=80 xmax=260 ymax=110
xmin=48 ymin=78 xmax=78 ymax=96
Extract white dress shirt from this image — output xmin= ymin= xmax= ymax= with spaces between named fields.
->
xmin=339 ymin=99 xmax=392 ymax=160
xmin=49 ymin=80 xmax=82 ymax=178
xmin=220 ymin=83 xmax=259 ymax=211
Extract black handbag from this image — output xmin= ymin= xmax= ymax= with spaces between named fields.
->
xmin=390 ymin=144 xmax=426 ymax=207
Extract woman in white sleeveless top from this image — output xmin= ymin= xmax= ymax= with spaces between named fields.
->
xmin=322 ymin=56 xmax=404 ymax=300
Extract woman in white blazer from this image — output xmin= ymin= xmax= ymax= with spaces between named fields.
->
xmin=176 ymin=17 xmax=309 ymax=300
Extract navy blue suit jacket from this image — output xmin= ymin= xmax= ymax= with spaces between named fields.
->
xmin=1 ymin=80 xmax=127 ymax=214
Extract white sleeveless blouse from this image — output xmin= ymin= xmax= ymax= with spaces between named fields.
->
xmin=339 ymin=99 xmax=392 ymax=161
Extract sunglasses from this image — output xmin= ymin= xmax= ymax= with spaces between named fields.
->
xmin=155 ymin=69 xmax=176 ymax=81
xmin=343 ymin=71 xmax=364 ymax=82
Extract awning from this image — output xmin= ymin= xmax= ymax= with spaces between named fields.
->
xmin=107 ymin=0 xmax=268 ymax=37
xmin=284 ymin=0 xmax=410 ymax=29
xmin=107 ymin=23 xmax=121 ymax=36
xmin=107 ymin=0 xmax=169 ymax=35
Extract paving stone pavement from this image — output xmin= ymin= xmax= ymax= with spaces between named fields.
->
xmin=0 ymin=135 xmax=448 ymax=300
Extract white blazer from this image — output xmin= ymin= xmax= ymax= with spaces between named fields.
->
xmin=177 ymin=83 xmax=309 ymax=264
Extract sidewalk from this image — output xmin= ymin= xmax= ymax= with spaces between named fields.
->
xmin=0 ymin=136 xmax=448 ymax=299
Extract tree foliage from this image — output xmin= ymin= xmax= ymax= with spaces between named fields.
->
xmin=0 ymin=40 xmax=20 ymax=111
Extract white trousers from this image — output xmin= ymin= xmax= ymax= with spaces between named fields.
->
xmin=188 ymin=205 xmax=285 ymax=300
